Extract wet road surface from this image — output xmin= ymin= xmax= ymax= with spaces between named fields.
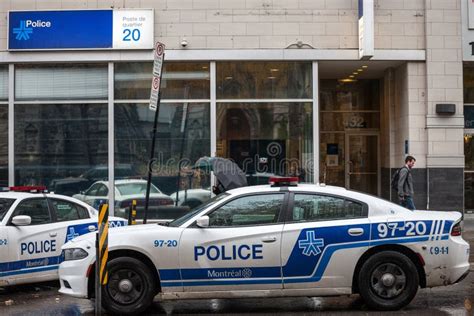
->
xmin=1 ymin=271 xmax=472 ymax=316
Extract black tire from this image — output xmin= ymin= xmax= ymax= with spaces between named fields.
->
xmin=102 ymin=257 xmax=156 ymax=315
xmin=358 ymin=251 xmax=419 ymax=311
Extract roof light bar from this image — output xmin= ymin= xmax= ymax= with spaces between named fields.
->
xmin=269 ymin=177 xmax=299 ymax=187
xmin=9 ymin=186 xmax=48 ymax=193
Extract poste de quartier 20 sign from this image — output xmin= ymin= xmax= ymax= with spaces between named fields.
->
xmin=8 ymin=10 xmax=154 ymax=50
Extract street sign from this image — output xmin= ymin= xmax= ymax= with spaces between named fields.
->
xmin=149 ymin=41 xmax=165 ymax=111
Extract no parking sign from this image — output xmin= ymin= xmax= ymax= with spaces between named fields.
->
xmin=149 ymin=42 xmax=165 ymax=111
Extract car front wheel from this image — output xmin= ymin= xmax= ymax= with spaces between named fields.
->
xmin=102 ymin=257 xmax=156 ymax=315
xmin=358 ymin=251 xmax=419 ymax=311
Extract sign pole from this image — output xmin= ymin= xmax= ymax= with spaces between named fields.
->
xmin=144 ymin=42 xmax=165 ymax=224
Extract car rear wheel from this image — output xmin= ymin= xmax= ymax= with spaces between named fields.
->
xmin=358 ymin=251 xmax=419 ymax=311
xmin=102 ymin=257 xmax=156 ymax=315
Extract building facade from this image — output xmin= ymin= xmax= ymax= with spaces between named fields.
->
xmin=0 ymin=0 xmax=471 ymax=215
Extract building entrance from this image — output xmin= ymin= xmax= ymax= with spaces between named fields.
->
xmin=319 ymin=79 xmax=381 ymax=195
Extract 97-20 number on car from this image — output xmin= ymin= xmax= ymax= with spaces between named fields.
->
xmin=377 ymin=221 xmax=427 ymax=238
xmin=154 ymin=240 xmax=178 ymax=247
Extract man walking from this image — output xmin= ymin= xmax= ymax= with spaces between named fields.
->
xmin=398 ymin=155 xmax=416 ymax=210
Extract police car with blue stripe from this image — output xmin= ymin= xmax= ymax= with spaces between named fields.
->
xmin=0 ymin=186 xmax=127 ymax=287
xmin=58 ymin=177 xmax=470 ymax=314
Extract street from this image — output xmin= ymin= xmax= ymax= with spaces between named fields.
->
xmin=0 ymin=273 xmax=473 ymax=315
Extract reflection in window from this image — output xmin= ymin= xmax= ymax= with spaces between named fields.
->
xmin=217 ymin=102 xmax=313 ymax=183
xmin=0 ymin=106 xmax=7 ymax=187
xmin=13 ymin=198 xmax=51 ymax=225
xmin=217 ymin=62 xmax=312 ymax=99
xmin=14 ymin=104 xmax=108 ymax=195
xmin=0 ymin=66 xmax=7 ymax=100
xmin=52 ymin=199 xmax=89 ymax=221
xmin=115 ymin=103 xmax=210 ymax=195
xmin=208 ymin=194 xmax=283 ymax=227
xmin=464 ymin=65 xmax=474 ymax=103
xmin=292 ymin=194 xmax=366 ymax=221
xmin=114 ymin=62 xmax=210 ymax=100
xmin=15 ymin=64 xmax=108 ymax=101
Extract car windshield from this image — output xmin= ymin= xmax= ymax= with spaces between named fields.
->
xmin=116 ymin=183 xmax=160 ymax=195
xmin=0 ymin=198 xmax=15 ymax=222
xmin=168 ymin=193 xmax=230 ymax=227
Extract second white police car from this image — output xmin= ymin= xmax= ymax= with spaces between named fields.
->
xmin=59 ymin=178 xmax=470 ymax=314
xmin=0 ymin=186 xmax=127 ymax=287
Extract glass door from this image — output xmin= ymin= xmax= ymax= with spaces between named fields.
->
xmin=345 ymin=133 xmax=379 ymax=195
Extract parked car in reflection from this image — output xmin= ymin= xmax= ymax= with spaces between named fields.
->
xmin=171 ymin=188 xmax=212 ymax=209
xmin=72 ymin=179 xmax=174 ymax=220
xmin=50 ymin=164 xmax=137 ymax=196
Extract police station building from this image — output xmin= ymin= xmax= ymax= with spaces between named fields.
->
xmin=0 ymin=0 xmax=472 ymax=215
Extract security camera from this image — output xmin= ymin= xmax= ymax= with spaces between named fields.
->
xmin=181 ymin=38 xmax=188 ymax=48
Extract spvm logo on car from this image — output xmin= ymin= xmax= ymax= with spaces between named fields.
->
xmin=13 ymin=19 xmax=52 ymax=40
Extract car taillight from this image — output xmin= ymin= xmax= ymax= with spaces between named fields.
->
xmin=451 ymin=222 xmax=462 ymax=236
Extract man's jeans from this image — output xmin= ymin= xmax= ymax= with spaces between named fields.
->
xmin=400 ymin=196 xmax=416 ymax=210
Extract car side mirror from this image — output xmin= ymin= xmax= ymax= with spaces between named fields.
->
xmin=11 ymin=215 xmax=32 ymax=226
xmin=196 ymin=215 xmax=209 ymax=228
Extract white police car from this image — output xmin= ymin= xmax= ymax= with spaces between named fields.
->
xmin=0 ymin=186 xmax=127 ymax=287
xmin=58 ymin=178 xmax=470 ymax=314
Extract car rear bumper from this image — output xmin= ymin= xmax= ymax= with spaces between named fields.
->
xmin=425 ymin=236 xmax=470 ymax=287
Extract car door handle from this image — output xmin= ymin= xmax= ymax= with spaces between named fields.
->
xmin=88 ymin=225 xmax=97 ymax=232
xmin=348 ymin=228 xmax=364 ymax=236
xmin=261 ymin=236 xmax=277 ymax=243
xmin=49 ymin=232 xmax=57 ymax=237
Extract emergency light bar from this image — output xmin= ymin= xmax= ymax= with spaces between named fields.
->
xmin=9 ymin=186 xmax=48 ymax=193
xmin=269 ymin=177 xmax=298 ymax=187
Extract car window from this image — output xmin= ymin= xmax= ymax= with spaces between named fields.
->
xmin=169 ymin=193 xmax=230 ymax=227
xmin=0 ymin=198 xmax=15 ymax=222
xmin=116 ymin=183 xmax=159 ymax=195
xmin=86 ymin=183 xmax=101 ymax=196
xmin=12 ymin=198 xmax=51 ymax=225
xmin=97 ymin=185 xmax=109 ymax=197
xmin=207 ymin=194 xmax=284 ymax=227
xmin=292 ymin=194 xmax=367 ymax=222
xmin=51 ymin=199 xmax=90 ymax=222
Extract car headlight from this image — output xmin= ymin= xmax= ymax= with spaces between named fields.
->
xmin=63 ymin=248 xmax=89 ymax=261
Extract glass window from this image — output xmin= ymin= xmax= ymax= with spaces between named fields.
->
xmin=207 ymin=194 xmax=284 ymax=227
xmin=466 ymin=134 xmax=474 ymax=171
xmin=217 ymin=102 xmax=313 ymax=183
xmin=0 ymin=66 xmax=7 ymax=101
xmin=0 ymin=198 xmax=15 ymax=222
xmin=217 ymin=62 xmax=312 ymax=99
xmin=115 ymin=102 xmax=210 ymax=195
xmin=0 ymin=105 xmax=7 ymax=187
xmin=86 ymin=183 xmax=101 ymax=196
xmin=14 ymin=104 xmax=108 ymax=196
xmin=114 ymin=62 xmax=210 ymax=100
xmin=116 ymin=182 xmax=159 ymax=195
xmin=13 ymin=198 xmax=51 ymax=225
xmin=464 ymin=65 xmax=474 ymax=103
xmin=51 ymin=199 xmax=89 ymax=221
xmin=96 ymin=184 xmax=108 ymax=197
xmin=15 ymin=64 xmax=108 ymax=101
xmin=465 ymin=106 xmax=474 ymax=128
xmin=292 ymin=194 xmax=366 ymax=221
